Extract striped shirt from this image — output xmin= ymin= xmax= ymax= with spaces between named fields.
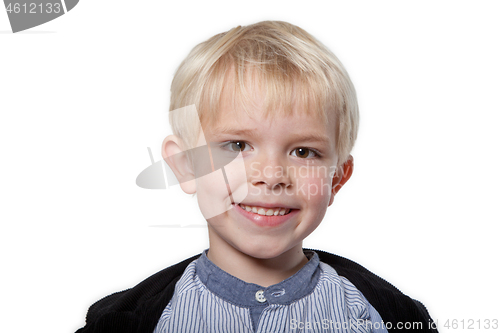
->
xmin=153 ymin=250 xmax=388 ymax=333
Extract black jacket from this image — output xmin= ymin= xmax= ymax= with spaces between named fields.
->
xmin=76 ymin=249 xmax=438 ymax=333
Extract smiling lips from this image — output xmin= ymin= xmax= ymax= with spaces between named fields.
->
xmin=238 ymin=203 xmax=291 ymax=216
xmin=233 ymin=203 xmax=298 ymax=228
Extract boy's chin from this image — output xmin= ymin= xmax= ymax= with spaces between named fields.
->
xmin=236 ymin=243 xmax=301 ymax=261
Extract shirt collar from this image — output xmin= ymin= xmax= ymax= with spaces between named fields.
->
xmin=195 ymin=249 xmax=321 ymax=307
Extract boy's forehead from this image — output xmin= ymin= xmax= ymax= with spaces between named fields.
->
xmin=217 ymin=76 xmax=333 ymax=125
xmin=198 ymin=64 xmax=337 ymax=143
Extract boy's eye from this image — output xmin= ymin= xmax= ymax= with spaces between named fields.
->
xmin=224 ymin=141 xmax=249 ymax=152
xmin=291 ymin=148 xmax=318 ymax=159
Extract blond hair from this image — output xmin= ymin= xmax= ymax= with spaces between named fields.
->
xmin=169 ymin=20 xmax=359 ymax=168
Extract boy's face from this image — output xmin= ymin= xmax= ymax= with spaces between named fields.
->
xmin=190 ymin=86 xmax=352 ymax=260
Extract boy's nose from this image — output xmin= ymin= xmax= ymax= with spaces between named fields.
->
xmin=249 ymin=155 xmax=292 ymax=190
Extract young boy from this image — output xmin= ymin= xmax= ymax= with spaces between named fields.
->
xmin=76 ymin=21 xmax=437 ymax=333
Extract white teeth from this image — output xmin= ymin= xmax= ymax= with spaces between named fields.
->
xmin=239 ymin=204 xmax=291 ymax=216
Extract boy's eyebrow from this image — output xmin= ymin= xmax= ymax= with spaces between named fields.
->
xmin=209 ymin=127 xmax=257 ymax=137
xmin=291 ymin=133 xmax=332 ymax=145
xmin=209 ymin=126 xmax=331 ymax=145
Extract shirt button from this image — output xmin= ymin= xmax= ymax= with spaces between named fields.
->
xmin=255 ymin=290 xmax=266 ymax=303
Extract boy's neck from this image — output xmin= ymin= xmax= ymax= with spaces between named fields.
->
xmin=206 ymin=240 xmax=309 ymax=287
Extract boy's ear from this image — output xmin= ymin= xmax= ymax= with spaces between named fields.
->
xmin=161 ymin=135 xmax=196 ymax=194
xmin=329 ymin=155 xmax=354 ymax=206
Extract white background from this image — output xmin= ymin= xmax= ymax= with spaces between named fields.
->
xmin=1 ymin=1 xmax=499 ymax=332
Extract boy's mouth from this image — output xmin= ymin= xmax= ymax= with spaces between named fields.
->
xmin=238 ymin=203 xmax=292 ymax=216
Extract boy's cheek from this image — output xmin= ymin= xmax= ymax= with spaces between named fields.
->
xmin=221 ymin=154 xmax=248 ymax=203
xmin=195 ymin=153 xmax=248 ymax=219
xmin=294 ymin=175 xmax=333 ymax=204
xmin=195 ymin=172 xmax=232 ymax=219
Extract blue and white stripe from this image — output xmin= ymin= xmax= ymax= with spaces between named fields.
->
xmin=154 ymin=255 xmax=387 ymax=333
